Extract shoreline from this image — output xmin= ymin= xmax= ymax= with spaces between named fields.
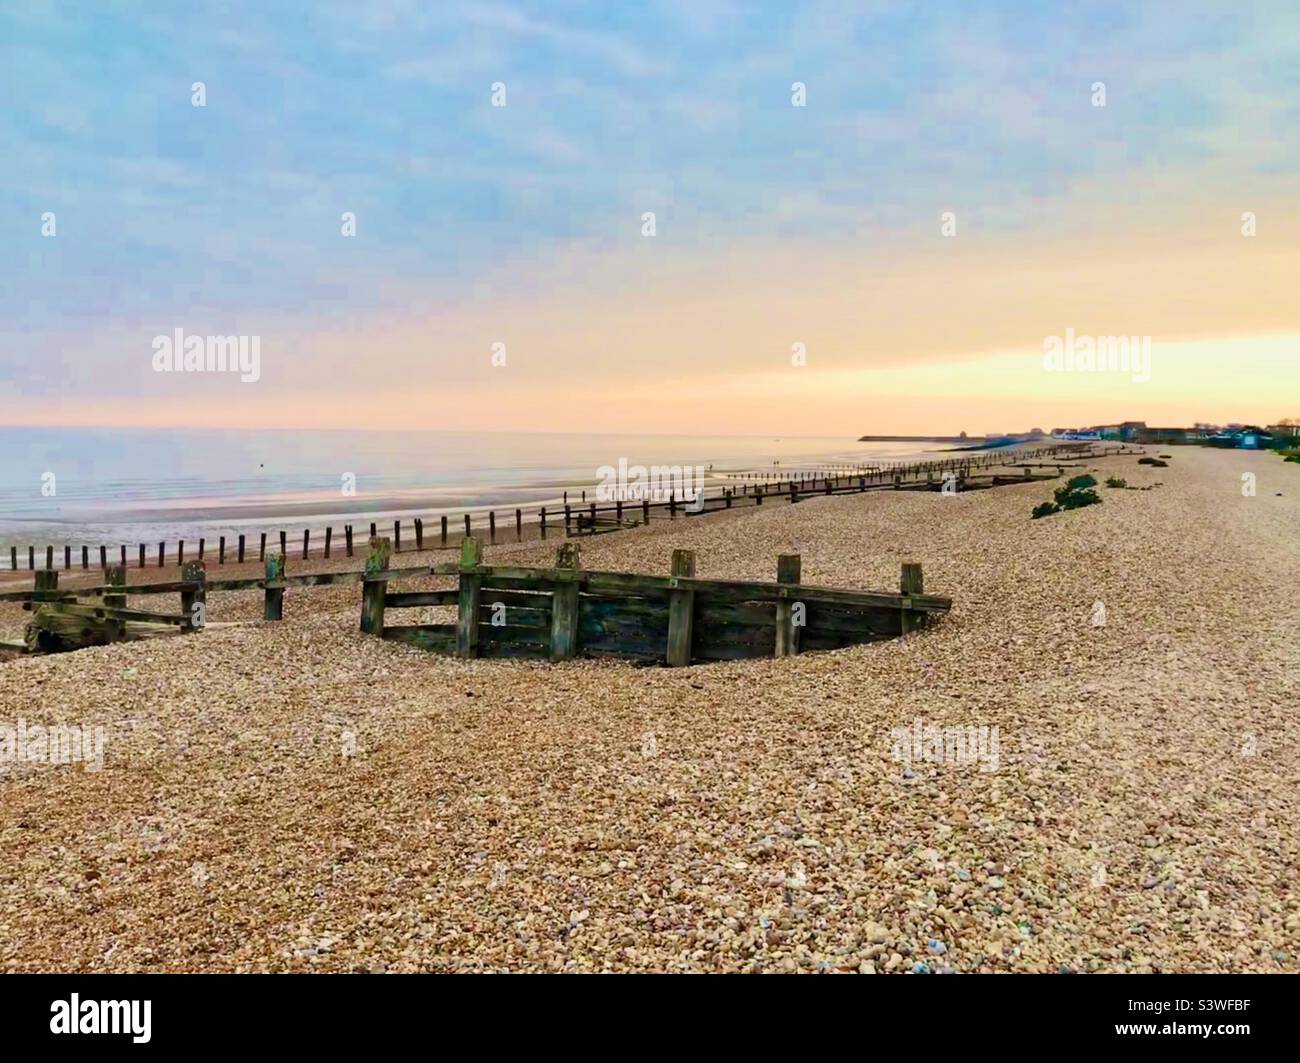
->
xmin=2 ymin=445 xmax=1295 ymax=973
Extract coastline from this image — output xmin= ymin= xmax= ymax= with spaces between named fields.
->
xmin=2 ymin=445 xmax=1295 ymax=973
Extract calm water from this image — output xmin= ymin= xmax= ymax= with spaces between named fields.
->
xmin=0 ymin=427 xmax=963 ymax=549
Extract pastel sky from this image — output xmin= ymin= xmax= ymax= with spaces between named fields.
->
xmin=3 ymin=0 xmax=1298 ymax=435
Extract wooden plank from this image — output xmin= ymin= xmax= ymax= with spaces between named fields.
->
xmin=774 ymin=553 xmax=801 ymax=658
xmin=381 ymin=624 xmax=457 ymax=652
xmin=46 ymin=601 xmax=191 ymax=626
xmin=456 ymin=572 xmax=481 ymax=657
xmin=900 ymin=562 xmax=924 ymax=635
xmin=666 ymin=549 xmax=696 ymax=667
xmin=479 ymin=605 xmax=551 ymax=630
xmin=446 ymin=565 xmax=951 ymax=612
xmin=384 ymin=589 xmax=460 ymax=608
xmin=549 ymin=543 xmax=581 ymax=661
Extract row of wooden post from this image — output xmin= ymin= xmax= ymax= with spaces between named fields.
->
xmin=6 ymin=445 xmax=1102 ymax=573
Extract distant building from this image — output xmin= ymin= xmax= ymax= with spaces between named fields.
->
xmin=1137 ymin=426 xmax=1192 ymax=444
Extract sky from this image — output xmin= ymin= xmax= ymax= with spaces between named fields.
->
xmin=2 ymin=0 xmax=1298 ymax=436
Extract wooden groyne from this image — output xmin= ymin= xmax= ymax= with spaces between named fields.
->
xmin=1 ymin=444 xmax=1133 ymax=574
xmin=367 ymin=538 xmax=949 ymax=665
xmin=2 ymin=534 xmax=951 ymax=666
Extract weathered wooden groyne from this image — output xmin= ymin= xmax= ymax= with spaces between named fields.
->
xmin=2 ymin=535 xmax=951 ymax=666
xmin=365 ymin=538 xmax=950 ymax=665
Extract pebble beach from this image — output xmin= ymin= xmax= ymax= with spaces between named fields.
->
xmin=1 ymin=445 xmax=1296 ymax=973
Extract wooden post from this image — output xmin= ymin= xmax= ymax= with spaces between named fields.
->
xmin=642 ymin=499 xmax=650 ymax=525
xmin=280 ymin=530 xmax=287 ymax=558
xmin=33 ymin=569 xmax=59 ymax=606
xmin=139 ymin=543 xmax=146 ymax=568
xmin=302 ymin=529 xmax=310 ymax=559
xmin=345 ymin=525 xmax=354 ymax=557
xmin=64 ymin=545 xmax=71 ymax=570
xmin=359 ymin=537 xmax=391 ymax=635
xmin=394 ymin=520 xmax=401 ymax=553
xmin=540 ymin=507 xmax=547 ymax=540
xmin=549 ymin=542 xmax=581 ymax=661
xmin=177 ymin=541 xmax=184 ymax=567
xmin=99 ymin=545 xmax=107 ymax=570
xmin=666 ymin=549 xmax=696 ymax=666
xmin=258 ymin=533 xmax=265 ymax=561
xmin=264 ymin=553 xmax=286 ymax=621
xmin=515 ymin=508 xmax=522 ymax=542
xmin=489 ymin=511 xmax=496 ymax=544
xmin=324 ymin=526 xmax=332 ymax=558
xmin=464 ymin=514 xmax=472 ymax=539
xmin=46 ymin=546 xmax=53 ymax=570
xmin=180 ymin=560 xmax=206 ymax=629
xmin=120 ymin=545 xmax=127 ymax=567
xmin=564 ymin=504 xmax=571 ymax=534
xmin=900 ymin=563 xmax=924 ymax=635
xmin=440 ymin=516 xmax=448 ymax=546
xmin=456 ymin=537 xmax=482 ymax=657
xmin=10 ymin=546 xmax=16 ymax=571
xmin=157 ymin=541 xmax=165 ymax=567
xmin=238 ymin=534 xmax=246 ymax=563
xmin=414 ymin=519 xmax=422 ymax=551
xmin=104 ymin=564 xmax=126 ymax=609
xmin=218 ymin=537 xmax=226 ymax=564
xmin=199 ymin=537 xmax=206 ymax=560
xmin=774 ymin=554 xmax=802 ymax=657
xmin=81 ymin=545 xmax=88 ymax=570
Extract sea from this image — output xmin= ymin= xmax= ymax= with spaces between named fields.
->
xmin=0 ymin=426 xmax=971 ymax=551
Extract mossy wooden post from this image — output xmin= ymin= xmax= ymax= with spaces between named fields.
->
xmin=359 ymin=536 xmax=392 ymax=635
xmin=105 ymin=564 xmax=126 ymax=609
xmin=456 ymin=536 xmax=483 ymax=657
xmin=264 ymin=553 xmax=286 ymax=621
xmin=180 ymin=560 xmax=206 ymax=630
xmin=666 ymin=549 xmax=696 ymax=667
xmin=33 ymin=569 xmax=59 ymax=602
xmin=774 ymin=553 xmax=802 ymax=657
xmin=549 ymin=542 xmax=581 ymax=662
xmin=900 ymin=562 xmax=924 ymax=635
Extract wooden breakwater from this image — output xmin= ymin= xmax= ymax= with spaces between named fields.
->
xmin=2 ymin=536 xmax=952 ymax=666
xmin=366 ymin=537 xmax=950 ymax=666
xmin=1 ymin=444 xmax=1134 ymax=572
